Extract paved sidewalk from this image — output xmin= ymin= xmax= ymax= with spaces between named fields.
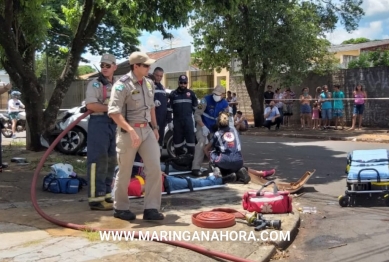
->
xmin=242 ymin=126 xmax=389 ymax=143
xmin=0 ymin=173 xmax=301 ymax=262
xmin=8 ymin=124 xmax=379 ymax=261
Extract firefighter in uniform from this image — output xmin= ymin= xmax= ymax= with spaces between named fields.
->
xmin=192 ymin=85 xmax=229 ymax=176
xmin=153 ymin=67 xmax=171 ymax=153
xmin=85 ymin=54 xmax=118 ymax=210
xmin=108 ymin=51 xmax=164 ymax=221
xmin=167 ymin=75 xmax=198 ymax=156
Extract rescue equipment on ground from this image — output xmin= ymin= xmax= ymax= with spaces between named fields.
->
xmin=42 ymin=173 xmax=87 ymax=194
xmin=242 ymin=181 xmax=292 ymax=214
xmin=339 ymin=149 xmax=389 ymax=207
xmin=245 ymin=212 xmax=282 ymax=231
xmin=191 ymin=208 xmax=282 ymax=232
xmin=248 ymin=169 xmax=315 ymax=194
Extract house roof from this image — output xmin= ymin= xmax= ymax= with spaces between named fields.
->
xmin=78 ymin=72 xmax=98 ymax=80
xmin=85 ymin=46 xmax=190 ymax=79
xmin=147 ymin=49 xmax=176 ymax=60
xmin=329 ymin=39 xmax=389 ymax=53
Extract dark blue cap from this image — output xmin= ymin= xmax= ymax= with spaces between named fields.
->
xmin=178 ymin=75 xmax=188 ymax=82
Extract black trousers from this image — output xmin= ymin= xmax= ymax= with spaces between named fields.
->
xmin=173 ymin=118 xmax=195 ymax=155
xmin=263 ymin=118 xmax=281 ymax=129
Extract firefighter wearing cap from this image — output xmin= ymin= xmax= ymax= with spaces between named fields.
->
xmin=167 ymin=75 xmax=198 ymax=156
xmin=108 ymin=51 xmax=164 ymax=221
xmin=191 ymin=85 xmax=229 ymax=176
xmin=85 ymin=53 xmax=118 ymax=211
xmin=152 ymin=67 xmax=171 ymax=153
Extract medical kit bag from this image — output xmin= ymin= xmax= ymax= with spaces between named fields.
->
xmin=242 ymin=181 xmax=292 ymax=214
xmin=42 ymin=173 xmax=87 ymax=194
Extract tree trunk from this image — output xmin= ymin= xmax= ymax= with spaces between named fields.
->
xmin=244 ymin=74 xmax=266 ymax=127
xmin=1 ymin=1 xmax=106 ymax=148
xmin=23 ymin=81 xmax=45 ymax=151
xmin=42 ymin=2 xmax=107 ymax=138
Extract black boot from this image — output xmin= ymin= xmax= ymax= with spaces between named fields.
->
xmin=114 ymin=209 xmax=136 ymax=221
xmin=222 ymin=173 xmax=237 ymax=183
xmin=236 ymin=167 xmax=251 ymax=184
xmin=191 ymin=169 xmax=202 ymax=176
xmin=143 ymin=209 xmax=164 ymax=221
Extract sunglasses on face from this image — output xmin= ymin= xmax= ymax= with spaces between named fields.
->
xmin=179 ymin=82 xmax=187 ymax=85
xmin=100 ymin=63 xmax=112 ymax=69
xmin=136 ymin=63 xmax=150 ymax=68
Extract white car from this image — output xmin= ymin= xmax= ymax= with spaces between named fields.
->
xmin=41 ymin=104 xmax=89 ymax=155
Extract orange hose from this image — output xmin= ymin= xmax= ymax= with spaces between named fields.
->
xmin=30 ymin=110 xmax=255 ymax=262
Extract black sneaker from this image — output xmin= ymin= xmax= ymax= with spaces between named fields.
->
xmin=113 ymin=209 xmax=136 ymax=221
xmin=236 ymin=167 xmax=251 ymax=184
xmin=143 ymin=209 xmax=164 ymax=221
xmin=192 ymin=169 xmax=202 ymax=176
xmin=89 ymin=201 xmax=113 ymax=211
xmin=222 ymin=173 xmax=237 ymax=183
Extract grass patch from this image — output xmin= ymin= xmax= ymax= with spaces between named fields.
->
xmin=82 ymin=223 xmax=101 ymax=242
xmin=84 ymin=230 xmax=101 ymax=242
xmin=1 ymin=144 xmax=87 ymax=175
xmin=9 ymin=139 xmax=26 ymax=146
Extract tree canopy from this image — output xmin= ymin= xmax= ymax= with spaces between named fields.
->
xmin=348 ymin=50 xmax=389 ymax=68
xmin=341 ymin=37 xmax=371 ymax=45
xmin=190 ymin=0 xmax=364 ymax=126
xmin=0 ymin=0 xmax=197 ymax=150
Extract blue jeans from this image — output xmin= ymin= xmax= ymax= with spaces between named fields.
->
xmin=165 ymin=175 xmax=223 ymax=191
xmin=160 ymin=163 xmax=182 ymax=173
xmin=321 ymin=108 xmax=332 ymax=120
xmin=353 ymin=104 xmax=364 ymax=115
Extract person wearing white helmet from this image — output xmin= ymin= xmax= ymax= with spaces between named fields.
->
xmin=8 ymin=91 xmax=25 ymax=139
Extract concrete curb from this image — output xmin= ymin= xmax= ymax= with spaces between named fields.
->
xmin=256 ymin=208 xmax=301 ymax=262
xmin=260 ymin=246 xmax=277 ymax=262
xmin=273 ymin=208 xmax=301 ymax=251
xmin=243 ymin=131 xmax=389 ymax=143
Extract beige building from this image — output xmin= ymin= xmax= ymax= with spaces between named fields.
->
xmin=329 ymin=39 xmax=389 ymax=68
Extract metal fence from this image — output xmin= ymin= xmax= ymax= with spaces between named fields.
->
xmin=164 ymin=70 xmax=215 ymax=98
xmin=0 ymin=80 xmax=88 ymax=110
xmin=1 ymin=70 xmax=217 ymax=110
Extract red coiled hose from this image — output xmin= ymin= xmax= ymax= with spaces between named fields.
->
xmin=30 ymin=109 xmax=254 ymax=262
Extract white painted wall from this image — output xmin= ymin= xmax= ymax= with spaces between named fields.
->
xmin=0 ymin=70 xmax=10 ymax=84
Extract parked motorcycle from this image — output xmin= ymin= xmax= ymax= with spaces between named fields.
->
xmin=41 ymin=103 xmax=89 ymax=155
xmin=0 ymin=111 xmax=26 ymax=138
xmin=165 ymin=108 xmax=234 ymax=158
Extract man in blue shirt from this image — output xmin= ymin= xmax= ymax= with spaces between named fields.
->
xmin=319 ymin=85 xmax=332 ymax=129
xmin=263 ymin=100 xmax=281 ymax=130
xmin=192 ymin=85 xmax=229 ymax=176
xmin=332 ymin=84 xmax=345 ymax=130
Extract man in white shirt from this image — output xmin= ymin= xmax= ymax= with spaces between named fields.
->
xmin=263 ymin=100 xmax=281 ymax=130
xmin=8 ymin=91 xmax=25 ymax=139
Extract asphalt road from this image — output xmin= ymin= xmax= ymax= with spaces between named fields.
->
xmin=5 ymin=132 xmax=389 ymax=262
xmin=239 ymin=135 xmax=389 ymax=262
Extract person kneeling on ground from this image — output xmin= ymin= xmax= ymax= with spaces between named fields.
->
xmin=203 ymin=111 xmax=251 ymax=184
xmin=263 ymin=100 xmax=281 ymax=130
xmin=234 ymin=111 xmax=248 ymax=132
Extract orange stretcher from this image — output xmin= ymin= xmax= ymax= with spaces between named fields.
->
xmin=248 ymin=169 xmax=316 ymax=194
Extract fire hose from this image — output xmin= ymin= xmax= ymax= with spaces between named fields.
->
xmin=30 ymin=109 xmax=255 ymax=262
